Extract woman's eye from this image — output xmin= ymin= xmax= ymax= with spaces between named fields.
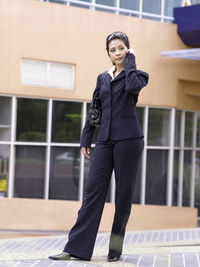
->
xmin=110 ymin=50 xmax=115 ymax=53
xmin=120 ymin=47 xmax=124 ymax=50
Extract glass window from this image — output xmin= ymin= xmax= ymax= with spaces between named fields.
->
xmin=120 ymin=0 xmax=139 ymax=10
xmin=49 ymin=147 xmax=80 ymax=200
xmin=164 ymin=0 xmax=182 ymax=17
xmin=172 ymin=150 xmax=179 ymax=206
xmin=197 ymin=112 xmax=200 ymax=147
xmin=70 ymin=0 xmax=90 ymax=8
xmin=14 ymin=146 xmax=45 ymax=198
xmin=96 ymin=0 xmax=116 ymax=13
xmin=195 ymin=150 xmax=200 ymax=216
xmin=0 ymin=97 xmax=11 ymax=141
xmin=0 ymin=145 xmax=9 ymax=197
xmin=184 ymin=112 xmax=194 ymax=147
xmin=146 ymin=149 xmax=168 ymax=205
xmin=142 ymin=0 xmax=161 ymax=20
xmin=136 ymin=107 xmax=144 ymax=131
xmin=174 ymin=110 xmax=181 ymax=147
xmin=183 ymin=150 xmax=192 ymax=206
xmin=16 ymin=98 xmax=47 ymax=142
xmin=52 ymin=101 xmax=81 ymax=143
xmin=120 ymin=0 xmax=139 ymax=16
xmin=148 ymin=108 xmax=170 ymax=146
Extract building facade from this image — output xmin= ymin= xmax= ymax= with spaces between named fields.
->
xmin=0 ymin=0 xmax=200 ymax=221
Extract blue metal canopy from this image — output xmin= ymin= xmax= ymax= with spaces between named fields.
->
xmin=173 ymin=4 xmax=200 ymax=47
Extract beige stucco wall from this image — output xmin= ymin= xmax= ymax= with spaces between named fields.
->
xmin=0 ymin=0 xmax=200 ymax=110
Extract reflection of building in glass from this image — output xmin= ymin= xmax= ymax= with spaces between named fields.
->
xmin=0 ymin=0 xmax=200 ymax=220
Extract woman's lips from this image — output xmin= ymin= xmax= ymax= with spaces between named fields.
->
xmin=116 ymin=57 xmax=123 ymax=61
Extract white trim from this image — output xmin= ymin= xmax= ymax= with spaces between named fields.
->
xmin=167 ymin=108 xmax=175 ymax=206
xmin=116 ymin=0 xmax=120 ymax=15
xmin=141 ymin=106 xmax=148 ymax=204
xmin=8 ymin=97 xmax=17 ymax=198
xmin=190 ymin=112 xmax=197 ymax=207
xmin=160 ymin=0 xmax=165 ymax=23
xmin=79 ymin=102 xmax=87 ymax=201
xmin=178 ymin=111 xmax=185 ymax=207
xmin=139 ymin=0 xmax=143 ymax=19
xmin=44 ymin=99 xmax=53 ymax=200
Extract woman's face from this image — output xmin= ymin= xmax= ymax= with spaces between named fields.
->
xmin=108 ymin=39 xmax=128 ymax=66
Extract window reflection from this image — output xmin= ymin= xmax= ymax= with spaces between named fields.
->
xmin=173 ymin=150 xmax=179 ymax=206
xmin=95 ymin=0 xmax=116 ymax=13
xmin=184 ymin=112 xmax=194 ymax=147
xmin=14 ymin=146 xmax=45 ymax=198
xmin=146 ymin=149 xmax=168 ymax=205
xmin=0 ymin=145 xmax=9 ymax=198
xmin=164 ymin=0 xmax=182 ymax=17
xmin=0 ymin=97 xmax=11 ymax=141
xmin=52 ymin=101 xmax=81 ymax=143
xmin=148 ymin=108 xmax=170 ymax=146
xmin=196 ymin=112 xmax=200 ymax=147
xmin=183 ymin=150 xmax=192 ymax=206
xmin=16 ymin=98 xmax=47 ymax=142
xmin=195 ymin=150 xmax=200 ymax=216
xmin=174 ymin=110 xmax=181 ymax=147
xmin=49 ymin=147 xmax=80 ymax=200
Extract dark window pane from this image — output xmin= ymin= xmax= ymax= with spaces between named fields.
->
xmin=173 ymin=150 xmax=179 ymax=206
xmin=184 ymin=112 xmax=194 ymax=147
xmin=17 ymin=99 xmax=47 ymax=142
xmin=45 ymin=0 xmax=67 ymax=4
xmin=183 ymin=150 xmax=192 ymax=206
xmin=49 ymin=147 xmax=80 ymax=200
xmin=136 ymin=107 xmax=144 ymax=132
xmin=195 ymin=150 xmax=200 ymax=216
xmin=14 ymin=146 xmax=45 ymax=198
xmin=146 ymin=150 xmax=168 ymax=205
xmin=0 ymin=145 xmax=9 ymax=197
xmin=0 ymin=97 xmax=11 ymax=141
xmin=175 ymin=110 xmax=181 ymax=147
xmin=52 ymin=101 xmax=81 ymax=143
xmin=96 ymin=0 xmax=116 ymax=13
xmin=148 ymin=108 xmax=170 ymax=146
xmin=197 ymin=113 xmax=200 ymax=147
xmin=164 ymin=0 xmax=182 ymax=17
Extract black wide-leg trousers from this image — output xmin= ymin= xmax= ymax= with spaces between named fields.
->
xmin=63 ymin=138 xmax=144 ymax=260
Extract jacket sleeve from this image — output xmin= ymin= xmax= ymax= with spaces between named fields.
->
xmin=80 ymin=74 xmax=102 ymax=149
xmin=124 ymin=53 xmax=149 ymax=95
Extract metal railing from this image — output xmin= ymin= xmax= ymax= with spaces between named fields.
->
xmin=40 ymin=0 xmax=174 ymax=22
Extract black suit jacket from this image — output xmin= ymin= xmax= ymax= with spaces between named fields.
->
xmin=80 ymin=53 xmax=149 ymax=148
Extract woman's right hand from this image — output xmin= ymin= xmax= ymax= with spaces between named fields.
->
xmin=81 ymin=147 xmax=91 ymax=159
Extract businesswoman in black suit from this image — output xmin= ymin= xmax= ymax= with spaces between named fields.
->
xmin=50 ymin=31 xmax=149 ymax=262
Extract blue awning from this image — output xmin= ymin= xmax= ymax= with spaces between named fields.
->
xmin=173 ymin=4 xmax=200 ymax=47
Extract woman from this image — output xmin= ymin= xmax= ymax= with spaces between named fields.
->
xmin=49 ymin=31 xmax=149 ymax=262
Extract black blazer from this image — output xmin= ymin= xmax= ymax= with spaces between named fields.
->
xmin=80 ymin=53 xmax=149 ymax=148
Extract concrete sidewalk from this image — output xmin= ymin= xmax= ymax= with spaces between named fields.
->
xmin=0 ymin=228 xmax=200 ymax=266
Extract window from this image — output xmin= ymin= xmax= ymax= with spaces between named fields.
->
xmin=173 ymin=150 xmax=180 ymax=206
xmin=51 ymin=101 xmax=82 ymax=143
xmin=14 ymin=146 xmax=45 ymax=198
xmin=70 ymin=0 xmax=91 ymax=8
xmin=146 ymin=149 xmax=168 ymax=205
xmin=196 ymin=112 xmax=200 ymax=147
xmin=142 ymin=0 xmax=161 ymax=20
xmin=96 ymin=0 xmax=116 ymax=13
xmin=148 ymin=108 xmax=170 ymax=146
xmin=184 ymin=112 xmax=194 ymax=147
xmin=49 ymin=147 xmax=80 ymax=200
xmin=0 ymin=145 xmax=9 ymax=198
xmin=164 ymin=0 xmax=182 ymax=17
xmin=120 ymin=0 xmax=139 ymax=16
xmin=183 ymin=151 xmax=192 ymax=206
xmin=195 ymin=150 xmax=200 ymax=215
xmin=0 ymin=97 xmax=11 ymax=141
xmin=21 ymin=59 xmax=75 ymax=89
xmin=174 ymin=110 xmax=181 ymax=147
xmin=16 ymin=98 xmax=48 ymax=142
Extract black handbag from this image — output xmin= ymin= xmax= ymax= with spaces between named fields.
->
xmin=88 ymin=72 xmax=106 ymax=127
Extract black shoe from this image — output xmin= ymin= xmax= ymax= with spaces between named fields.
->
xmin=107 ymin=255 xmax=120 ymax=262
xmin=49 ymin=252 xmax=71 ymax=260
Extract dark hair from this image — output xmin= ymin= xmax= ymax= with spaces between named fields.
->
xmin=106 ymin=31 xmax=130 ymax=54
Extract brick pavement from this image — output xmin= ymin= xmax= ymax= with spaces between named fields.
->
xmin=0 ymin=228 xmax=200 ymax=266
